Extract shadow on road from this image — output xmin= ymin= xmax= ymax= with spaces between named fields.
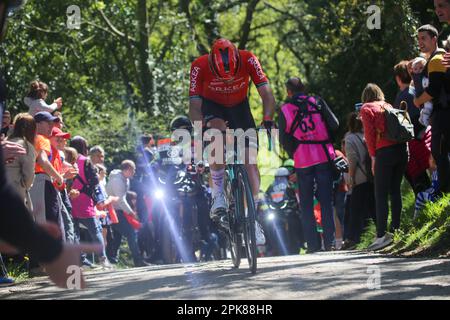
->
xmin=1 ymin=252 xmax=449 ymax=300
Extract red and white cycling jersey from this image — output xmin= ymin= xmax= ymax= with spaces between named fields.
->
xmin=189 ymin=50 xmax=269 ymax=107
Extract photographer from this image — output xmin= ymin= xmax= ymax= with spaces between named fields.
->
xmin=279 ymin=77 xmax=339 ymax=252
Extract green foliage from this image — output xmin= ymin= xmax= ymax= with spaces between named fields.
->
xmin=358 ymin=178 xmax=450 ymax=256
xmin=0 ymin=0 xmax=444 ymax=168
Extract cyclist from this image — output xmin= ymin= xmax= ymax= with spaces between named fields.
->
xmin=188 ymin=38 xmax=276 ymax=244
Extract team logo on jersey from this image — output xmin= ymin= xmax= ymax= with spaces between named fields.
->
xmin=208 ymin=81 xmax=246 ymax=93
xmin=247 ymin=56 xmax=265 ymax=80
xmin=190 ymin=66 xmax=201 ymax=92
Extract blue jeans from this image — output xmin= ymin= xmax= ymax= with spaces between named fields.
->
xmin=107 ymin=210 xmax=143 ymax=266
xmin=296 ymin=162 xmax=335 ymax=251
xmin=334 ymin=190 xmax=346 ymax=235
xmin=73 ymin=217 xmax=106 ymax=259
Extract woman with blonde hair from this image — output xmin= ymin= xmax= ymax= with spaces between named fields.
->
xmin=5 ymin=113 xmax=37 ymax=210
xmin=359 ymin=84 xmax=408 ymax=251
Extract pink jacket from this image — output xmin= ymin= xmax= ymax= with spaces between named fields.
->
xmin=70 ymin=155 xmax=96 ymax=219
xmin=281 ymin=96 xmax=335 ymax=168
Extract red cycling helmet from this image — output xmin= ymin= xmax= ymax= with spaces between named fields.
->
xmin=208 ymin=38 xmax=241 ymax=81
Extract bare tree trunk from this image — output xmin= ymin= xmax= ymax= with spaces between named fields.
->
xmin=137 ymin=0 xmax=153 ymax=113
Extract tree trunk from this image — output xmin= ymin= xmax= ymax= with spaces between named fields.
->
xmin=137 ymin=0 xmax=153 ymax=113
xmin=179 ymin=0 xmax=209 ymax=55
xmin=239 ymin=0 xmax=259 ymax=49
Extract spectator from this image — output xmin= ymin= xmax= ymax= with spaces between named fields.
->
xmin=49 ymin=127 xmax=78 ymax=243
xmin=413 ymin=25 xmax=450 ymax=197
xmin=443 ymin=35 xmax=450 ymax=52
xmin=415 ymin=155 xmax=440 ymax=218
xmin=279 ymin=77 xmax=339 ymax=252
xmin=133 ymin=135 xmax=158 ymax=262
xmin=69 ymin=136 xmax=110 ymax=268
xmin=4 ymin=113 xmax=36 ymax=211
xmin=89 ymin=145 xmax=105 ymax=166
xmin=0 ymin=0 xmax=100 ymax=290
xmin=106 ymin=160 xmax=149 ymax=267
xmin=411 ymin=56 xmax=434 ymax=127
xmin=24 ymin=80 xmax=62 ymax=116
xmin=343 ymin=112 xmax=376 ymax=249
xmin=52 ymin=111 xmax=64 ymax=129
xmin=333 ymin=147 xmax=348 ymax=250
xmin=360 ymin=84 xmax=408 ymax=251
xmin=64 ymin=146 xmax=78 ymax=166
xmin=394 ymin=60 xmax=431 ymax=195
xmin=95 ymin=163 xmax=119 ymax=249
xmin=64 ymin=146 xmax=81 ymax=204
xmin=1 ymin=109 xmax=11 ymax=138
xmin=29 ymin=112 xmax=63 ymax=225
xmin=394 ymin=60 xmax=426 ymax=137
xmin=435 ymin=0 xmax=450 ymax=24
xmin=95 ymin=164 xmax=109 ymax=241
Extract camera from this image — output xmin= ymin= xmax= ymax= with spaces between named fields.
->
xmin=334 ymin=156 xmax=349 ymax=173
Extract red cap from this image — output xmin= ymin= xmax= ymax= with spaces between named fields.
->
xmin=51 ymin=127 xmax=71 ymax=139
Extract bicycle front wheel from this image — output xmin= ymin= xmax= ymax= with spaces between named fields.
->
xmin=224 ymin=169 xmax=241 ymax=268
xmin=236 ymin=166 xmax=257 ymax=274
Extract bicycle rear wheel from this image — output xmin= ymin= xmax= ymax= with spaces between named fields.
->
xmin=236 ymin=166 xmax=257 ymax=274
xmin=224 ymin=170 xmax=241 ymax=268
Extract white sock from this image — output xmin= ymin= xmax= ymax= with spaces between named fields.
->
xmin=335 ymin=238 xmax=343 ymax=249
xmin=211 ymin=168 xmax=225 ymax=198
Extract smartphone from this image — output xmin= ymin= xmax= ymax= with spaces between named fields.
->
xmin=354 ymin=103 xmax=363 ymax=112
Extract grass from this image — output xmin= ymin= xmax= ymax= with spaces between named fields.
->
xmin=358 ymin=180 xmax=450 ymax=257
xmin=4 ymin=255 xmax=30 ymax=282
xmin=2 ymin=238 xmax=136 ymax=282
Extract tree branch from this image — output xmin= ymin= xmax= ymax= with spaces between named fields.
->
xmin=22 ymin=23 xmax=62 ymax=34
xmin=109 ymin=42 xmax=135 ymax=104
xmin=279 ymin=29 xmax=312 ymax=80
xmin=136 ymin=0 xmax=154 ymax=112
xmin=217 ymin=0 xmax=247 ymax=13
xmin=250 ymin=18 xmax=285 ymax=32
xmin=179 ymin=0 xmax=208 ymax=55
xmin=263 ymin=1 xmax=312 ymax=42
xmin=148 ymin=0 xmax=164 ymax=36
xmin=239 ymin=0 xmax=260 ymax=50
xmin=157 ymin=25 xmax=176 ymax=64
xmin=97 ymin=8 xmax=137 ymax=44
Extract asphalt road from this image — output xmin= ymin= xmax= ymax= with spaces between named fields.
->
xmin=1 ymin=251 xmax=449 ymax=300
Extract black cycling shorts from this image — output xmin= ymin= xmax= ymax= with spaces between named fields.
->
xmin=201 ymin=98 xmax=256 ymax=130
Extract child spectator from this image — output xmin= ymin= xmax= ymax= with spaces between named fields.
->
xmin=24 ymin=80 xmax=62 ymax=116
xmin=410 ymin=57 xmax=433 ymax=127
xmin=95 ymin=163 xmax=119 ymax=248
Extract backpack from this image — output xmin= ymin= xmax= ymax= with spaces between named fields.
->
xmin=355 ymin=134 xmax=373 ymax=183
xmin=284 ymin=96 xmax=344 ymax=180
xmin=381 ymin=101 xmax=414 ymax=143
xmin=75 ymin=157 xmax=104 ymax=204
